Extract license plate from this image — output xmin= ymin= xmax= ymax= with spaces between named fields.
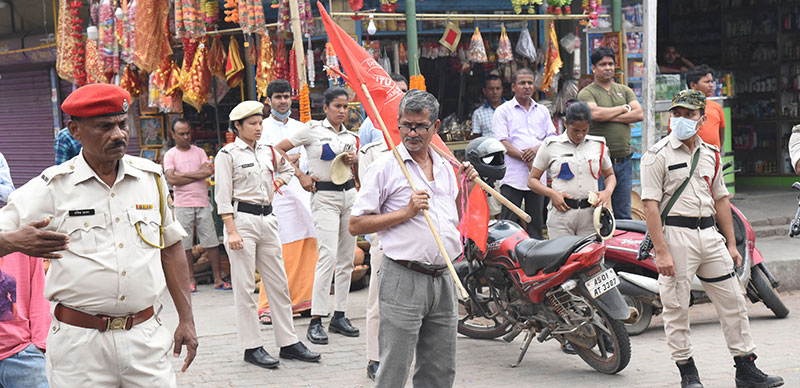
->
xmin=585 ymin=268 xmax=619 ymax=299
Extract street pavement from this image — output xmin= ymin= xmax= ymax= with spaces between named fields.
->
xmin=160 ymin=283 xmax=800 ymax=388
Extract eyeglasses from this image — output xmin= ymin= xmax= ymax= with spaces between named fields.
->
xmin=398 ymin=123 xmax=434 ymax=133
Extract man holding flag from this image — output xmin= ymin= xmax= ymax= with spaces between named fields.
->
xmin=349 ymin=90 xmax=478 ymax=387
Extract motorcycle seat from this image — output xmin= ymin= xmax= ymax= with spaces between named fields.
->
xmin=517 ymin=235 xmax=587 ymax=276
xmin=615 ymin=219 xmax=648 ymax=234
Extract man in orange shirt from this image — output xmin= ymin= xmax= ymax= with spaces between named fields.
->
xmin=687 ymin=65 xmax=726 ymax=149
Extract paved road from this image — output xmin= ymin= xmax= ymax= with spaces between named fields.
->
xmin=159 ymin=283 xmax=800 ymax=388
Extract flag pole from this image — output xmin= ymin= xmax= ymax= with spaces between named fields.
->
xmin=358 ymin=83 xmax=468 ymax=298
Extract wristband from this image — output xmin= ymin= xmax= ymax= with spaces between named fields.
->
xmin=623 ymin=104 xmax=632 ymax=113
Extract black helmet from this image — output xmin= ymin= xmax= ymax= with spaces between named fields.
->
xmin=466 ymin=137 xmax=506 ymax=182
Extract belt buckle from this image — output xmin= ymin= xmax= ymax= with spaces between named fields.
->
xmin=106 ymin=316 xmax=129 ymax=331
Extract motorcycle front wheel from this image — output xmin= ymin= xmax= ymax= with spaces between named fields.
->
xmin=457 ymin=282 xmax=514 ymax=339
xmin=570 ymin=293 xmax=632 ymax=374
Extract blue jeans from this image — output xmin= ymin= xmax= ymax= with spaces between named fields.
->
xmin=0 ymin=343 xmax=48 ymax=388
xmin=599 ymin=157 xmax=632 ymax=220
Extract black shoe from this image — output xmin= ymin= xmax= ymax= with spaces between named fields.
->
xmin=244 ymin=346 xmax=280 ymax=369
xmin=306 ymin=322 xmax=329 ymax=344
xmin=367 ymin=361 xmax=379 ymax=381
xmin=279 ymin=341 xmax=321 ymax=362
xmin=734 ymin=354 xmax=784 ymax=388
xmin=561 ymin=342 xmax=577 ymax=355
xmin=329 ymin=316 xmax=360 ymax=337
xmin=676 ymin=357 xmax=704 ymax=388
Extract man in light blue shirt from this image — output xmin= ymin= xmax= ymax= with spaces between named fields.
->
xmin=358 ymin=73 xmax=408 ymax=145
xmin=471 ymin=74 xmax=504 ymax=138
xmin=0 ymin=152 xmax=14 ymax=203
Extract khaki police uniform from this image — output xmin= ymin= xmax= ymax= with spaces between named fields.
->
xmin=532 ymin=133 xmax=612 ymax=239
xmin=641 ymin=133 xmax=755 ymax=362
xmin=286 ymin=118 xmax=359 ymax=317
xmin=0 ymin=152 xmax=187 ymax=387
xmin=358 ymin=141 xmax=391 ymax=362
xmin=214 ymin=137 xmax=298 ymax=350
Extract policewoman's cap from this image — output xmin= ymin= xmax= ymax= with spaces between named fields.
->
xmin=669 ymin=89 xmax=706 ymax=111
xmin=61 ymin=83 xmax=131 ymax=118
xmin=229 ymin=100 xmax=264 ymax=121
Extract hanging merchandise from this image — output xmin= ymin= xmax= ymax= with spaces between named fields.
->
xmin=439 ymin=21 xmax=461 ymax=53
xmin=175 ymin=0 xmax=206 ymax=38
xmin=511 ymin=0 xmax=543 ymax=14
xmin=181 ymin=38 xmax=200 ymax=84
xmin=468 ymin=27 xmax=488 ymax=63
xmin=238 ymin=0 xmax=267 ymax=34
xmin=546 ymin=0 xmax=571 ymax=14
xmin=497 ymin=25 xmax=514 ymax=63
xmin=255 ymin=35 xmax=276 ymax=99
xmin=324 ymin=42 xmax=339 ymax=82
xmin=274 ymin=38 xmax=289 ymax=81
xmin=207 ymin=35 xmax=226 ymax=79
xmin=57 ymin=0 xmax=83 ymax=83
xmin=182 ymin=40 xmax=212 ymax=111
xmin=397 ymin=42 xmax=408 ymax=65
xmin=246 ymin=37 xmax=258 ymax=67
xmin=98 ymin=0 xmax=117 ymax=76
xmin=225 ymin=38 xmax=245 ymax=87
xmin=203 ymin=0 xmax=220 ymax=25
xmin=299 ymin=84 xmax=311 ymax=123
xmin=380 ymin=0 xmax=399 ymax=13
xmin=147 ymin=73 xmax=162 ymax=112
xmin=224 ymin=0 xmax=239 ymax=23
xmin=581 ymin=0 xmax=602 ymax=27
xmin=85 ymin=28 xmax=109 ymax=84
xmin=516 ymin=28 xmax=537 ymax=61
xmin=120 ymin=64 xmax=144 ymax=97
xmin=379 ymin=48 xmax=391 ymax=73
xmin=289 ymin=48 xmax=299 ymax=95
xmin=307 ymin=36 xmax=315 ymax=88
xmin=133 ymin=0 xmax=172 ymax=72
xmin=278 ymin=0 xmax=313 ymax=35
xmin=277 ymin=0 xmax=289 ymax=32
xmin=348 ymin=0 xmax=363 ymax=12
xmin=409 ymin=74 xmax=426 ymax=91
xmin=541 ymin=22 xmax=563 ymax=93
xmin=124 ymin=0 xmax=136 ymax=63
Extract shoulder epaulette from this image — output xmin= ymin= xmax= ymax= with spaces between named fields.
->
xmin=124 ymin=155 xmax=163 ymax=176
xmin=360 ymin=141 xmax=387 ymax=154
xmin=39 ymin=163 xmax=73 ymax=185
xmin=584 ymin=134 xmax=607 ymax=144
xmin=646 ymin=136 xmax=670 ymax=154
xmin=701 ymin=142 xmax=720 ymax=153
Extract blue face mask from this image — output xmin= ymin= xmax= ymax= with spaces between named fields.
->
xmin=670 ymin=116 xmax=700 ymax=140
xmin=272 ymin=109 xmax=291 ymax=121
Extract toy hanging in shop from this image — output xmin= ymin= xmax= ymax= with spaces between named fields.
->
xmin=581 ymin=0 xmax=602 ymax=27
xmin=225 ymin=38 xmax=244 ymax=87
xmin=255 ymin=35 xmax=276 ymax=99
xmin=511 ymin=0 xmax=542 ymax=14
xmin=497 ymin=25 xmax=514 ymax=63
xmin=207 ymin=35 xmax=226 ymax=79
xmin=439 ymin=21 xmax=461 ymax=53
xmin=238 ymin=0 xmax=267 ymax=34
xmin=515 ymin=27 xmax=537 ymax=61
xmin=541 ymin=22 xmax=563 ymax=93
xmin=224 ymin=0 xmax=239 ymax=23
xmin=182 ymin=40 xmax=212 ymax=111
xmin=299 ymin=84 xmax=311 ymax=122
xmin=468 ymin=27 xmax=488 ymax=63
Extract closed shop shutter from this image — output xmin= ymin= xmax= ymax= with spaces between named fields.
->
xmin=0 ymin=68 xmax=56 ymax=187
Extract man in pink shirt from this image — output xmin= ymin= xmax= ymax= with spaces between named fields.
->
xmin=493 ymin=68 xmax=557 ymax=240
xmin=349 ymin=90 xmax=477 ymax=388
xmin=164 ymin=119 xmax=228 ymax=292
xmin=0 ymin=253 xmax=50 ymax=388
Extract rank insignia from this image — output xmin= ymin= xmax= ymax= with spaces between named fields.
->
xmin=136 ymin=204 xmax=153 ymax=210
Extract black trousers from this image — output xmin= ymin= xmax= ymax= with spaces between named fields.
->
xmin=499 ymin=184 xmax=545 ymax=240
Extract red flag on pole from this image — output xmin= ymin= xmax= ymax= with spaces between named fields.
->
xmin=317 ymin=2 xmax=489 ymax=252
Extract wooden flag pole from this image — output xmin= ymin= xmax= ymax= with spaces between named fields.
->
xmin=359 ymin=84 xmax=468 ymax=299
xmin=288 ymin=0 xmax=307 ymax=86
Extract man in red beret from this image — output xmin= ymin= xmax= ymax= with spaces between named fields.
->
xmin=0 ymin=83 xmax=198 ymax=387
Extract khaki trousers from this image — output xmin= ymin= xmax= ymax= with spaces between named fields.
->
xmin=659 ymin=225 xmax=756 ymax=361
xmin=310 ymin=189 xmax=357 ymax=316
xmin=365 ymin=233 xmax=383 ymax=362
xmin=224 ymin=212 xmax=298 ymax=350
xmin=47 ymin=314 xmax=175 ymax=387
xmin=546 ymin=207 xmax=595 ymax=239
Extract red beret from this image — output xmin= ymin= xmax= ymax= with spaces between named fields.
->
xmin=61 ymin=83 xmax=132 ymax=118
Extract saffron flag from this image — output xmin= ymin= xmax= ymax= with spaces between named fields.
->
xmin=318 ymin=2 xmax=489 ymax=252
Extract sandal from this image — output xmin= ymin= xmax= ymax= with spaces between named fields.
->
xmin=190 ymin=284 xmax=198 ymax=293
xmin=259 ymin=312 xmax=272 ymax=325
xmin=215 ymin=282 xmax=232 ymax=290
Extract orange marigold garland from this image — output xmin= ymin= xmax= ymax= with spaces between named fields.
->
xmin=299 ymin=83 xmax=311 ymax=123
xmin=409 ymin=74 xmax=426 ymax=91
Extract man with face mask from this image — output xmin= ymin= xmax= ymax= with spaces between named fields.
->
xmin=641 ymin=90 xmax=784 ymax=388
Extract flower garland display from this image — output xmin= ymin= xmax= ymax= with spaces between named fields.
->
xmin=255 ymin=35 xmax=275 ymax=100
xmin=409 ymin=74 xmax=426 ymax=91
xmin=59 ymin=0 xmax=87 ymax=85
xmin=202 ymin=0 xmax=219 ymax=25
xmin=175 ymin=0 xmax=206 ymax=38
xmin=98 ymin=0 xmax=117 ymax=75
xmin=238 ymin=0 xmax=266 ymax=34
xmin=511 ymin=0 xmax=542 ymax=14
xmin=299 ymin=84 xmax=311 ymax=123
xmin=277 ymin=0 xmax=313 ymax=35
xmin=223 ymin=0 xmax=239 ymax=23
xmin=288 ymin=48 xmax=299 ymax=95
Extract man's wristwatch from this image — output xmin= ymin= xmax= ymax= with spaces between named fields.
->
xmin=623 ymin=104 xmax=632 ymax=113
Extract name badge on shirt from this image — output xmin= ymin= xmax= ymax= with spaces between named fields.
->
xmin=668 ymin=163 xmax=688 ymax=171
xmin=240 ymin=163 xmax=255 ymax=168
xmin=68 ymin=209 xmax=95 ymax=217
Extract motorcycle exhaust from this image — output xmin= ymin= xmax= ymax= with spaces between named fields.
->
xmin=622 ymin=306 xmax=640 ymax=324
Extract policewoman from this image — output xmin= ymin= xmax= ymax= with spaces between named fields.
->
xmin=0 ymin=84 xmax=197 ymax=387
xmin=528 ymin=101 xmax=616 ymax=239
xmin=275 ymin=87 xmax=360 ymax=345
xmin=641 ymin=90 xmax=783 ymax=388
xmin=215 ymin=101 xmax=320 ymax=369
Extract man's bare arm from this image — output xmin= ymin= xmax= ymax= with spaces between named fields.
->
xmin=586 ymin=101 xmax=626 ymax=122
xmin=160 ymin=242 xmax=198 ymax=372
xmin=610 ymin=101 xmax=644 ymax=123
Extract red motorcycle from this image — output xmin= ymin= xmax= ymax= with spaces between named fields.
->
xmin=456 ymin=219 xmax=633 ymax=374
xmin=604 ymin=184 xmax=789 ymax=335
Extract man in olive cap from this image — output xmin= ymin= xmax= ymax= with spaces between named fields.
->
xmin=641 ymin=89 xmax=783 ymax=388
xmin=0 ymin=83 xmax=197 ymax=387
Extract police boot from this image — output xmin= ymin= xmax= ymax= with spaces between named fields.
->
xmin=733 ymin=354 xmax=784 ymax=388
xmin=676 ymin=358 xmax=703 ymax=388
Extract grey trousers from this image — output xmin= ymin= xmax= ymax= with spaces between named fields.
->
xmin=376 ymin=258 xmax=458 ymax=388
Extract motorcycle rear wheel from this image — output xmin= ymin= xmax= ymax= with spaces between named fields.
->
xmin=750 ymin=265 xmax=790 ymax=319
xmin=571 ymin=294 xmax=631 ymax=374
xmin=457 ymin=284 xmax=514 ymax=339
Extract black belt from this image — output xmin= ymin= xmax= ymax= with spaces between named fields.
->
xmin=697 ymin=271 xmax=737 ymax=283
xmin=237 ymin=202 xmax=273 ymax=216
xmin=564 ymin=198 xmax=592 ymax=210
xmin=390 ymin=258 xmax=447 ymax=277
xmin=315 ymin=179 xmax=355 ymax=191
xmin=664 ymin=216 xmax=715 ymax=229
xmin=611 ymin=153 xmax=633 ymax=164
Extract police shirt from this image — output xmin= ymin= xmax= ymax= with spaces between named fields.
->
xmin=286 ymin=119 xmax=359 ymax=182
xmin=532 ymin=133 xmax=612 ymax=199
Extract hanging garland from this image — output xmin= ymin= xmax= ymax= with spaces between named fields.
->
xmin=510 ymin=0 xmax=542 ymax=14
xmin=299 ymin=84 xmax=311 ymax=123
xmin=69 ymin=0 xmax=87 ymax=85
xmin=409 ymin=74 xmax=426 ymax=91
xmin=223 ymin=0 xmax=239 ymax=23
xmin=288 ymin=48 xmax=299 ymax=95
xmin=274 ymin=38 xmax=289 ymax=81
xmin=306 ymin=36 xmax=315 ymax=88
